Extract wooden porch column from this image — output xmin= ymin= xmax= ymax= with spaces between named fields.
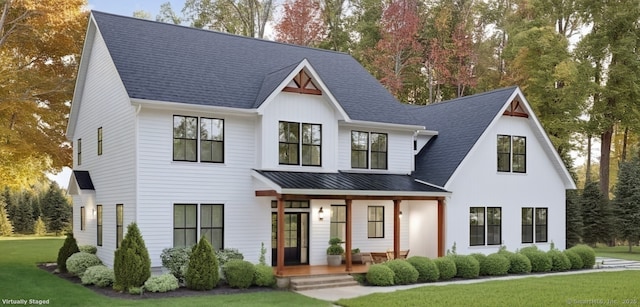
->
xmin=393 ymin=199 xmax=401 ymax=259
xmin=276 ymin=197 xmax=285 ymax=275
xmin=437 ymin=198 xmax=445 ymax=257
xmin=345 ymin=199 xmax=353 ymax=272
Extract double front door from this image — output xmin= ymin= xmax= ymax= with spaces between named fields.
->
xmin=272 ymin=212 xmax=309 ymax=266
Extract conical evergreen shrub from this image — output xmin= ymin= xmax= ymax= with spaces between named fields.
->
xmin=186 ymin=237 xmax=219 ymax=290
xmin=57 ymin=233 xmax=80 ymax=272
xmin=113 ymin=223 xmax=150 ymax=292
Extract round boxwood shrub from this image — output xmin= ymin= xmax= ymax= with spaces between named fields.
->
xmin=569 ymin=245 xmax=595 ymax=269
xmin=547 ymin=250 xmax=571 ymax=272
xmin=57 ymin=233 xmax=80 ymax=273
xmin=407 ymin=256 xmax=439 ymax=282
xmin=384 ymin=259 xmax=419 ymax=285
xmin=450 ymin=255 xmax=480 ymax=279
xmin=470 ymin=253 xmax=487 ymax=268
xmin=224 ymin=259 xmax=255 ymax=289
xmin=519 ymin=249 xmax=552 ymax=273
xmin=564 ymin=249 xmax=583 ymax=270
xmin=366 ymin=264 xmax=395 ymax=286
xmin=253 ymin=264 xmax=275 ymax=287
xmin=481 ymin=253 xmax=510 ymax=276
xmin=215 ymin=248 xmax=244 ymax=267
xmin=144 ymin=273 xmax=180 ymax=293
xmin=186 ymin=237 xmax=219 ymax=290
xmin=81 ymin=265 xmax=114 ymax=287
xmin=500 ymin=251 xmax=532 ymax=274
xmin=66 ymin=252 xmax=102 ymax=277
xmin=433 ymin=257 xmax=456 ymax=281
xmin=79 ymin=245 xmax=98 ymax=254
xmin=160 ymin=247 xmax=191 ymax=283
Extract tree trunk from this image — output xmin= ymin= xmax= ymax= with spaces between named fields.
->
xmin=622 ymin=127 xmax=628 ymax=162
xmin=600 ymin=126 xmax=613 ymax=199
xmin=586 ymin=135 xmax=592 ymax=184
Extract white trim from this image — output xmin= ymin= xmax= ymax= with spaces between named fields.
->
xmin=416 ymin=129 xmax=439 ymax=136
xmin=130 ymin=98 xmax=258 ymax=116
xmin=414 ymin=179 xmax=448 ymax=192
xmin=280 ymin=189 xmax=449 ymax=197
xmin=251 ymin=170 xmax=284 ymax=193
xmin=340 ymin=120 xmax=426 ymax=132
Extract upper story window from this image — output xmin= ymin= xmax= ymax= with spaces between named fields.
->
xmin=279 ymin=121 xmax=321 ymax=166
xmin=77 ymin=139 xmax=82 ymax=165
xmin=497 ymin=135 xmax=526 ymax=173
xmin=351 ymin=131 xmax=388 ymax=169
xmin=173 ymin=115 xmax=224 ymax=163
xmin=97 ymin=127 xmax=103 ymax=156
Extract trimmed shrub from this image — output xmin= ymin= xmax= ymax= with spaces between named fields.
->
xmin=481 ymin=253 xmax=510 ymax=276
xmin=564 ymin=250 xmax=583 ymax=270
xmin=144 ymin=274 xmax=179 ymax=293
xmin=253 ymin=264 xmax=275 ymax=287
xmin=569 ymin=245 xmax=596 ymax=269
xmin=224 ymin=259 xmax=255 ymax=289
xmin=128 ymin=287 xmax=143 ymax=295
xmin=66 ymin=252 xmax=102 ymax=277
xmin=186 ymin=237 xmax=219 ymax=290
xmin=434 ymin=257 xmax=456 ymax=281
xmin=450 ymin=255 xmax=480 ymax=279
xmin=113 ymin=223 xmax=151 ymax=292
xmin=366 ymin=264 xmax=395 ymax=286
xmin=81 ymin=265 xmax=114 ymax=287
xmin=548 ymin=250 xmax=571 ymax=272
xmin=79 ymin=245 xmax=97 ymax=254
xmin=499 ymin=250 xmax=532 ymax=274
xmin=160 ymin=247 xmax=191 ymax=283
xmin=215 ymin=248 xmax=244 ymax=267
xmin=407 ymin=256 xmax=439 ymax=282
xmin=519 ymin=248 xmax=552 ymax=273
xmin=57 ymin=233 xmax=80 ymax=273
xmin=384 ymin=259 xmax=419 ymax=285
xmin=470 ymin=253 xmax=487 ymax=268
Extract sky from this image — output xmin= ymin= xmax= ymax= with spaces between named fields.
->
xmin=86 ymin=0 xmax=187 ymax=19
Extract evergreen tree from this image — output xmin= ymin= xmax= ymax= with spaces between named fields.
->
xmin=0 ymin=193 xmax=14 ymax=236
xmin=186 ymin=236 xmax=219 ymax=290
xmin=581 ymin=181 xmax=613 ymax=246
xmin=566 ymin=189 xmax=582 ymax=248
xmin=4 ymin=187 xmax=17 ymax=225
xmin=13 ymin=198 xmax=33 ymax=234
xmin=57 ymin=233 xmax=80 ymax=273
xmin=34 ymin=217 xmax=47 ymax=236
xmin=41 ymin=183 xmax=71 ymax=235
xmin=613 ymin=157 xmax=640 ymax=252
xmin=113 ymin=223 xmax=151 ymax=292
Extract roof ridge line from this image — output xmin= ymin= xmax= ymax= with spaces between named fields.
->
xmin=419 ymin=86 xmax=518 ymax=107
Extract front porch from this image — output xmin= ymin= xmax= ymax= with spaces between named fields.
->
xmin=274 ymin=264 xmax=370 ymax=277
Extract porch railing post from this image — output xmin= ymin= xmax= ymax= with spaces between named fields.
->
xmin=393 ymin=199 xmax=401 ymax=259
xmin=277 ymin=197 xmax=285 ymax=275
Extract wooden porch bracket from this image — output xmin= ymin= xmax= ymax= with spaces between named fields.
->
xmin=345 ymin=199 xmax=353 ymax=272
xmin=276 ymin=197 xmax=285 ymax=275
xmin=393 ymin=199 xmax=401 ymax=259
xmin=437 ymin=198 xmax=445 ymax=257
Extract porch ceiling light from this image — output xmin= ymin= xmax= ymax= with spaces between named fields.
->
xmin=318 ymin=207 xmax=324 ymax=221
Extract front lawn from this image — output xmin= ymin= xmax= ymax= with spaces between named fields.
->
xmin=594 ymin=245 xmax=640 ymax=261
xmin=0 ymin=237 xmax=329 ymax=306
xmin=336 ymin=271 xmax=640 ymax=307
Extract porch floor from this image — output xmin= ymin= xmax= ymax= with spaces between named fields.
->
xmin=274 ymin=264 xmax=370 ymax=277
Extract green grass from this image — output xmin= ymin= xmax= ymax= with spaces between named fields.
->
xmin=0 ymin=237 xmax=329 ymax=306
xmin=594 ymin=245 xmax=640 ymax=261
xmin=337 ymin=271 xmax=640 ymax=307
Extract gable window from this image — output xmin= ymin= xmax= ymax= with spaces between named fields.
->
xmin=80 ymin=206 xmax=85 ymax=231
xmin=367 ymin=206 xmax=384 ymax=238
xmin=522 ymin=207 xmax=548 ymax=243
xmin=201 ymin=204 xmax=224 ymax=250
xmin=371 ymin=133 xmax=388 ymax=169
xmin=173 ymin=116 xmax=198 ymax=162
xmin=279 ymin=122 xmax=299 ymax=165
xmin=497 ymin=135 xmax=526 ymax=173
xmin=174 ymin=204 xmax=197 ymax=247
xmin=96 ymin=205 xmax=103 ymax=246
xmin=469 ymin=207 xmax=485 ymax=246
xmin=77 ymin=139 xmax=82 ymax=165
xmin=116 ymin=204 xmax=123 ymax=248
xmin=97 ymin=127 xmax=103 ymax=156
xmin=486 ymin=207 xmax=502 ymax=245
xmin=330 ymin=205 xmax=346 ymax=242
xmin=279 ymin=121 xmax=322 ymax=166
xmin=351 ymin=131 xmax=369 ymax=168
xmin=351 ymin=131 xmax=388 ymax=169
xmin=200 ymin=118 xmax=224 ymax=163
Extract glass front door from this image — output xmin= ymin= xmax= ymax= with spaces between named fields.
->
xmin=272 ymin=212 xmax=309 ymax=265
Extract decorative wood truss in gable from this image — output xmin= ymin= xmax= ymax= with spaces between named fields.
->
xmin=503 ymin=98 xmax=529 ymax=118
xmin=283 ymin=70 xmax=322 ymax=95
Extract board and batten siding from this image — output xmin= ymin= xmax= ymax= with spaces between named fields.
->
xmin=445 ymin=115 xmax=567 ymax=255
xmin=136 ymin=108 xmax=270 ymax=267
xmin=337 ymin=127 xmax=414 ymax=174
xmin=71 ymin=29 xmax=137 ymax=267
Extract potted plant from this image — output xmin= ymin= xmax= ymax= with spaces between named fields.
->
xmin=351 ymin=248 xmax=362 ymax=264
xmin=326 ymin=237 xmax=344 ymax=266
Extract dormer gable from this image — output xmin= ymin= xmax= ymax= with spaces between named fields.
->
xmin=283 ymin=70 xmax=321 ymax=95
xmin=503 ymin=97 xmax=529 ymax=118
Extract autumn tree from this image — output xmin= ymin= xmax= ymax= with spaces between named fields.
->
xmin=275 ymin=0 xmax=325 ymax=46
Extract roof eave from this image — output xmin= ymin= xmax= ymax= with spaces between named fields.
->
xmin=340 ymin=120 xmax=426 ymax=132
xmin=131 ymin=98 xmax=259 ymax=116
xmin=280 ymin=188 xmax=450 ymax=197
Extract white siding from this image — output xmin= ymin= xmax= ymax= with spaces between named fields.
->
xmin=70 ymin=29 xmax=137 ymax=266
xmin=72 ymin=193 xmax=96 ymax=246
xmin=338 ymin=127 xmax=414 ymax=173
xmin=445 ymin=115 xmax=567 ymax=255
xmin=408 ymin=200 xmax=439 ymax=258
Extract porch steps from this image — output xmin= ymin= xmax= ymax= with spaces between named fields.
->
xmin=290 ymin=274 xmax=359 ymax=291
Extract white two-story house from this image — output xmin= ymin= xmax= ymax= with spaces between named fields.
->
xmin=67 ymin=11 xmax=575 ymax=274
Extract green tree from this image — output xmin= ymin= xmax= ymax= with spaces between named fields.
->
xmin=186 ymin=236 xmax=219 ymax=290
xmin=156 ymin=2 xmax=183 ymax=24
xmin=580 ymin=181 xmax=612 ymax=246
xmin=41 ymin=183 xmax=71 ymax=235
xmin=183 ymin=0 xmax=273 ymax=38
xmin=613 ymin=157 xmax=640 ymax=252
xmin=318 ymin=0 xmax=350 ymax=52
xmin=34 ymin=217 xmax=47 ymax=236
xmin=57 ymin=233 xmax=80 ymax=273
xmin=113 ymin=223 xmax=151 ymax=292
xmin=565 ymin=189 xmax=582 ymax=248
xmin=0 ymin=192 xmax=13 ymax=236
xmin=13 ymin=197 xmax=33 ymax=234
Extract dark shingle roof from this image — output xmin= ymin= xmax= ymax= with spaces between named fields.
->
xmin=256 ymin=170 xmax=449 ymax=193
xmin=91 ymin=11 xmax=417 ymax=125
xmin=412 ymin=87 xmax=517 ymax=187
xmin=73 ymin=170 xmax=95 ymax=190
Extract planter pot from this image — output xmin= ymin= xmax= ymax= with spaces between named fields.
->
xmin=327 ymin=255 xmax=342 ymax=266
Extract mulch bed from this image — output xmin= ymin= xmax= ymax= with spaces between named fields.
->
xmin=38 ymin=263 xmax=278 ymax=300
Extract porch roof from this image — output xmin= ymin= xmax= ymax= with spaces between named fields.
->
xmin=253 ymin=170 xmax=449 ymax=199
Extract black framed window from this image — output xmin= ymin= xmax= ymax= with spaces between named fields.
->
xmin=535 ymin=208 xmax=548 ymax=242
xmin=270 ymin=200 xmax=310 ymax=208
xmin=522 ymin=208 xmax=533 ymax=243
xmin=96 ymin=205 xmax=103 ymax=246
xmin=351 ymin=131 xmax=369 ymax=168
xmin=367 ymin=206 xmax=384 ymax=238
xmin=77 ymin=139 xmax=82 ymax=165
xmin=497 ymin=135 xmax=511 ymax=172
xmin=469 ymin=207 xmax=485 ymax=246
xmin=201 ymin=204 xmax=224 ymax=250
xmin=97 ymin=127 xmax=103 ymax=156
xmin=116 ymin=204 xmax=123 ymax=248
xmin=80 ymin=206 xmax=85 ymax=231
xmin=174 ymin=204 xmax=197 ymax=247
xmin=498 ymin=135 xmax=526 ymax=173
xmin=279 ymin=121 xmax=299 ymax=165
xmin=200 ymin=118 xmax=224 ymax=163
xmin=173 ymin=116 xmax=198 ymax=162
xmin=302 ymin=123 xmax=321 ymax=166
xmin=330 ymin=205 xmax=346 ymax=242
xmin=487 ymin=207 xmax=502 ymax=245
xmin=513 ymin=136 xmax=526 ymax=173
xmin=371 ymin=133 xmax=388 ymax=169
